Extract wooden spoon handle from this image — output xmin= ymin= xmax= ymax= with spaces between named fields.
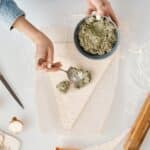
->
xmin=124 ymin=94 xmax=150 ymax=150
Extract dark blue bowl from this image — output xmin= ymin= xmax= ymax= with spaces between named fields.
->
xmin=74 ymin=16 xmax=119 ymax=59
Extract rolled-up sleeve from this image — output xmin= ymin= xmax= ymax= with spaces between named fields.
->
xmin=0 ymin=0 xmax=25 ymax=29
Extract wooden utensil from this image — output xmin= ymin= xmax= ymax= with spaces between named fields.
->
xmin=124 ymin=94 xmax=150 ymax=150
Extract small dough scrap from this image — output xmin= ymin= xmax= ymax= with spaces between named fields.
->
xmin=56 ymin=80 xmax=70 ymax=93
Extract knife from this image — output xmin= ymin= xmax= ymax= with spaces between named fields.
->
xmin=0 ymin=72 xmax=24 ymax=109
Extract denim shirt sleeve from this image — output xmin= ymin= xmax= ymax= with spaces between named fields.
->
xmin=0 ymin=0 xmax=25 ymax=30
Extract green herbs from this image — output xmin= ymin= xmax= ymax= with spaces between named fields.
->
xmin=56 ymin=80 xmax=70 ymax=93
xmin=56 ymin=67 xmax=92 ymax=93
xmin=78 ymin=16 xmax=117 ymax=55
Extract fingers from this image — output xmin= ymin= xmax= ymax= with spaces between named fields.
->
xmin=97 ymin=6 xmax=119 ymax=26
xmin=46 ymin=46 xmax=62 ymax=72
xmin=52 ymin=62 xmax=62 ymax=68
xmin=47 ymin=46 xmax=54 ymax=64
xmin=87 ymin=0 xmax=119 ymax=26
xmin=87 ymin=0 xmax=97 ymax=15
xmin=96 ymin=9 xmax=104 ymax=16
xmin=36 ymin=45 xmax=62 ymax=72
xmin=87 ymin=7 xmax=96 ymax=15
xmin=103 ymin=2 xmax=119 ymax=26
xmin=47 ymin=62 xmax=62 ymax=72
xmin=87 ymin=3 xmax=105 ymax=17
xmin=36 ymin=45 xmax=47 ymax=70
xmin=36 ymin=43 xmax=61 ymax=72
xmin=109 ymin=9 xmax=119 ymax=26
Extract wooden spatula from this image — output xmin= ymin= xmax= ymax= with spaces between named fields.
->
xmin=124 ymin=94 xmax=150 ymax=150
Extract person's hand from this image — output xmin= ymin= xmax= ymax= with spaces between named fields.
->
xmin=87 ymin=0 xmax=118 ymax=26
xmin=13 ymin=16 xmax=61 ymax=72
xmin=35 ymin=32 xmax=62 ymax=71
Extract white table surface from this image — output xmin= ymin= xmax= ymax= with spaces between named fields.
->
xmin=0 ymin=0 xmax=149 ymax=149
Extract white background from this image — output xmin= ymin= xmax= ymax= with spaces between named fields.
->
xmin=0 ymin=0 xmax=149 ymax=149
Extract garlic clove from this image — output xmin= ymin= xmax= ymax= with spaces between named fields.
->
xmin=8 ymin=117 xmax=24 ymax=134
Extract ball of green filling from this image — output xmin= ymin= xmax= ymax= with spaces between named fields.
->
xmin=78 ymin=16 xmax=117 ymax=55
xmin=67 ymin=67 xmax=91 ymax=89
xmin=56 ymin=80 xmax=70 ymax=93
xmin=74 ymin=70 xmax=91 ymax=89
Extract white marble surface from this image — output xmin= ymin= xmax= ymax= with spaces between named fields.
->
xmin=0 ymin=0 xmax=149 ymax=149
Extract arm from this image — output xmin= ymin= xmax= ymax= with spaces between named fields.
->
xmin=13 ymin=16 xmax=62 ymax=71
xmin=87 ymin=0 xmax=118 ymax=26
xmin=0 ymin=0 xmax=61 ymax=71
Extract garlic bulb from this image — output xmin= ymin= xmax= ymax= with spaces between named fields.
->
xmin=8 ymin=117 xmax=24 ymax=134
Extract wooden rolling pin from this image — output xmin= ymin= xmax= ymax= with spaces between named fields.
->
xmin=124 ymin=94 xmax=150 ymax=150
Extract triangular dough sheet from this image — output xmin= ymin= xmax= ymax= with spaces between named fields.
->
xmin=49 ymin=43 xmax=115 ymax=129
xmin=82 ymin=131 xmax=127 ymax=150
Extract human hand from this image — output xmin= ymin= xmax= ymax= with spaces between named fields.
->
xmin=13 ymin=16 xmax=61 ymax=72
xmin=87 ymin=0 xmax=118 ymax=26
xmin=35 ymin=32 xmax=62 ymax=71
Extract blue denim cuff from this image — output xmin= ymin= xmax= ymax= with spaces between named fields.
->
xmin=0 ymin=0 xmax=25 ymax=30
